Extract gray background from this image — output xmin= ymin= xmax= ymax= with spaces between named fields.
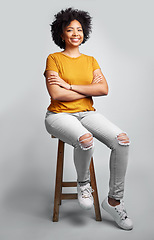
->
xmin=0 ymin=0 xmax=154 ymax=239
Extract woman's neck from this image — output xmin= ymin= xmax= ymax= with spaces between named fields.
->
xmin=62 ymin=47 xmax=81 ymax=58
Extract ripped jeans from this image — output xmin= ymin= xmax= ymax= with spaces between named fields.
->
xmin=45 ymin=110 xmax=130 ymax=200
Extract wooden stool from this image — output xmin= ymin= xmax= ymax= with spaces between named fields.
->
xmin=51 ymin=136 xmax=102 ymax=222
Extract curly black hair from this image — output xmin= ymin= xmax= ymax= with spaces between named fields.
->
xmin=51 ymin=8 xmax=92 ymax=49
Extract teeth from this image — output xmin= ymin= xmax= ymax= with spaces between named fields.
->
xmin=71 ymin=39 xmax=79 ymax=41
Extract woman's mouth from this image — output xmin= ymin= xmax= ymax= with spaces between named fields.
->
xmin=71 ymin=38 xmax=80 ymax=42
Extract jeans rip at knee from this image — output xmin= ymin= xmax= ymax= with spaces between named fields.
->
xmin=116 ymin=132 xmax=130 ymax=146
xmin=78 ymin=133 xmax=94 ymax=150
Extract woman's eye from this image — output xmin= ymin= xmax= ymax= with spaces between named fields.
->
xmin=66 ymin=29 xmax=82 ymax=32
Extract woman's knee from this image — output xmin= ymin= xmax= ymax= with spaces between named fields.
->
xmin=78 ymin=133 xmax=94 ymax=150
xmin=116 ymin=132 xmax=130 ymax=146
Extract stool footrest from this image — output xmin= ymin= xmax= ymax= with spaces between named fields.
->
xmin=61 ymin=193 xmax=78 ymax=199
xmin=62 ymin=182 xmax=77 ymax=187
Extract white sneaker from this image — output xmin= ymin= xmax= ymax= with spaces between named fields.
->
xmin=102 ymin=197 xmax=133 ymax=230
xmin=77 ymin=183 xmax=94 ymax=210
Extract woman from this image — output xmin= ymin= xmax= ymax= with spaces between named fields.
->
xmin=44 ymin=8 xmax=133 ymax=230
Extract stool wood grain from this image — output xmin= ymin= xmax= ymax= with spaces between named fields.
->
xmin=51 ymin=136 xmax=102 ymax=222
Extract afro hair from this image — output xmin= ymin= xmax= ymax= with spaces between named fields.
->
xmin=50 ymin=8 xmax=92 ymax=49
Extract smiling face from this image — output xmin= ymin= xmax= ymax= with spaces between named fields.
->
xmin=61 ymin=20 xmax=84 ymax=49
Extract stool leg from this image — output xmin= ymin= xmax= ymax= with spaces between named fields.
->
xmin=53 ymin=140 xmax=65 ymax=222
xmin=90 ymin=157 xmax=102 ymax=221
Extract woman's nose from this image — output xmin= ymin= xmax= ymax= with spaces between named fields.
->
xmin=72 ymin=30 xmax=78 ymax=36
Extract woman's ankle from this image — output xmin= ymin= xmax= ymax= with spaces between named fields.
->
xmin=108 ymin=197 xmax=120 ymax=207
xmin=78 ymin=180 xmax=90 ymax=186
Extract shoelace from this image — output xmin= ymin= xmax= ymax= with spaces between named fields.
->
xmin=81 ymin=185 xmax=94 ymax=199
xmin=115 ymin=201 xmax=128 ymax=220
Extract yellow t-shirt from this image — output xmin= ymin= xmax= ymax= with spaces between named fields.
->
xmin=44 ymin=52 xmax=100 ymax=113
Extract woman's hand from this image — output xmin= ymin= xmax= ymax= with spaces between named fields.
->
xmin=70 ymin=68 xmax=108 ymax=96
xmin=47 ymin=74 xmax=70 ymax=90
xmin=92 ymin=74 xmax=103 ymax=84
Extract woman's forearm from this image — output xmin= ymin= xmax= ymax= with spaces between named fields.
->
xmin=70 ymin=83 xmax=108 ymax=96
xmin=54 ymin=88 xmax=87 ymax=101
xmin=45 ymin=71 xmax=87 ymax=101
xmin=46 ymin=83 xmax=87 ymax=101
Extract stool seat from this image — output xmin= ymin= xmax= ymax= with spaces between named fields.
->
xmin=51 ymin=135 xmax=102 ymax=222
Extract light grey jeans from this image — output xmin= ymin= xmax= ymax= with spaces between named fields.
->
xmin=45 ymin=110 xmax=130 ymax=200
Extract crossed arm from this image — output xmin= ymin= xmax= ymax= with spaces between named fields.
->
xmin=45 ymin=68 xmax=109 ymax=101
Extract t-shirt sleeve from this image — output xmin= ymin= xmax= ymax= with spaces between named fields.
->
xmin=92 ymin=57 xmax=100 ymax=71
xmin=43 ymin=54 xmax=58 ymax=76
